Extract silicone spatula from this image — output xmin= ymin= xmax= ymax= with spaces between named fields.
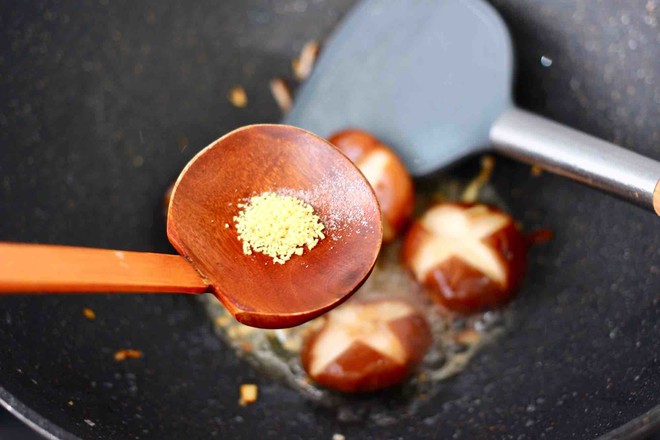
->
xmin=285 ymin=0 xmax=660 ymax=215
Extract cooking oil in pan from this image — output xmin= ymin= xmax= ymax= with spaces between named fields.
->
xmin=203 ymin=167 xmax=514 ymax=421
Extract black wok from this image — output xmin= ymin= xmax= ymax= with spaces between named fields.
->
xmin=0 ymin=0 xmax=658 ymax=439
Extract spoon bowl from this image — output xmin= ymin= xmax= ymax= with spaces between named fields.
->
xmin=167 ymin=124 xmax=382 ymax=328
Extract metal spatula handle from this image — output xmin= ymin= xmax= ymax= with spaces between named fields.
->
xmin=490 ymin=108 xmax=660 ymax=215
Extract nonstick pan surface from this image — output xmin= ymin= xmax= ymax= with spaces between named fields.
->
xmin=0 ymin=1 xmax=658 ymax=439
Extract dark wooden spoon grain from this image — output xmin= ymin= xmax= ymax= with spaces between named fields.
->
xmin=168 ymin=124 xmax=383 ymax=328
xmin=0 ymin=125 xmax=383 ymax=329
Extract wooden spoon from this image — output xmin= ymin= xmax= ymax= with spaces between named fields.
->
xmin=0 ymin=125 xmax=383 ymax=329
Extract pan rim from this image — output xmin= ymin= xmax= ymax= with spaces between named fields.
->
xmin=595 ymin=404 xmax=660 ymax=440
xmin=0 ymin=382 xmax=657 ymax=439
xmin=0 ymin=386 xmax=78 ymax=440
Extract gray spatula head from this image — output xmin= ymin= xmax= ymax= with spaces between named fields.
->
xmin=284 ymin=0 xmax=513 ymax=176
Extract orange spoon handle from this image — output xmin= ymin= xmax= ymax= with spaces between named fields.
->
xmin=0 ymin=243 xmax=209 ymax=294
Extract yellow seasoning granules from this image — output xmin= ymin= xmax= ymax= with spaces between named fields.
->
xmin=234 ymin=192 xmax=325 ymax=264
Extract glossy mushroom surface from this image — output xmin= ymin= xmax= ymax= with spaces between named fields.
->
xmin=402 ymin=203 xmax=527 ymax=314
xmin=329 ymin=129 xmax=414 ymax=242
xmin=301 ymin=297 xmax=431 ymax=392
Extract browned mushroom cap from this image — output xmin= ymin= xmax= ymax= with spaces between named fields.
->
xmin=301 ymin=297 xmax=431 ymax=393
xmin=402 ymin=203 xmax=527 ymax=314
xmin=329 ymin=130 xmax=414 ymax=243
